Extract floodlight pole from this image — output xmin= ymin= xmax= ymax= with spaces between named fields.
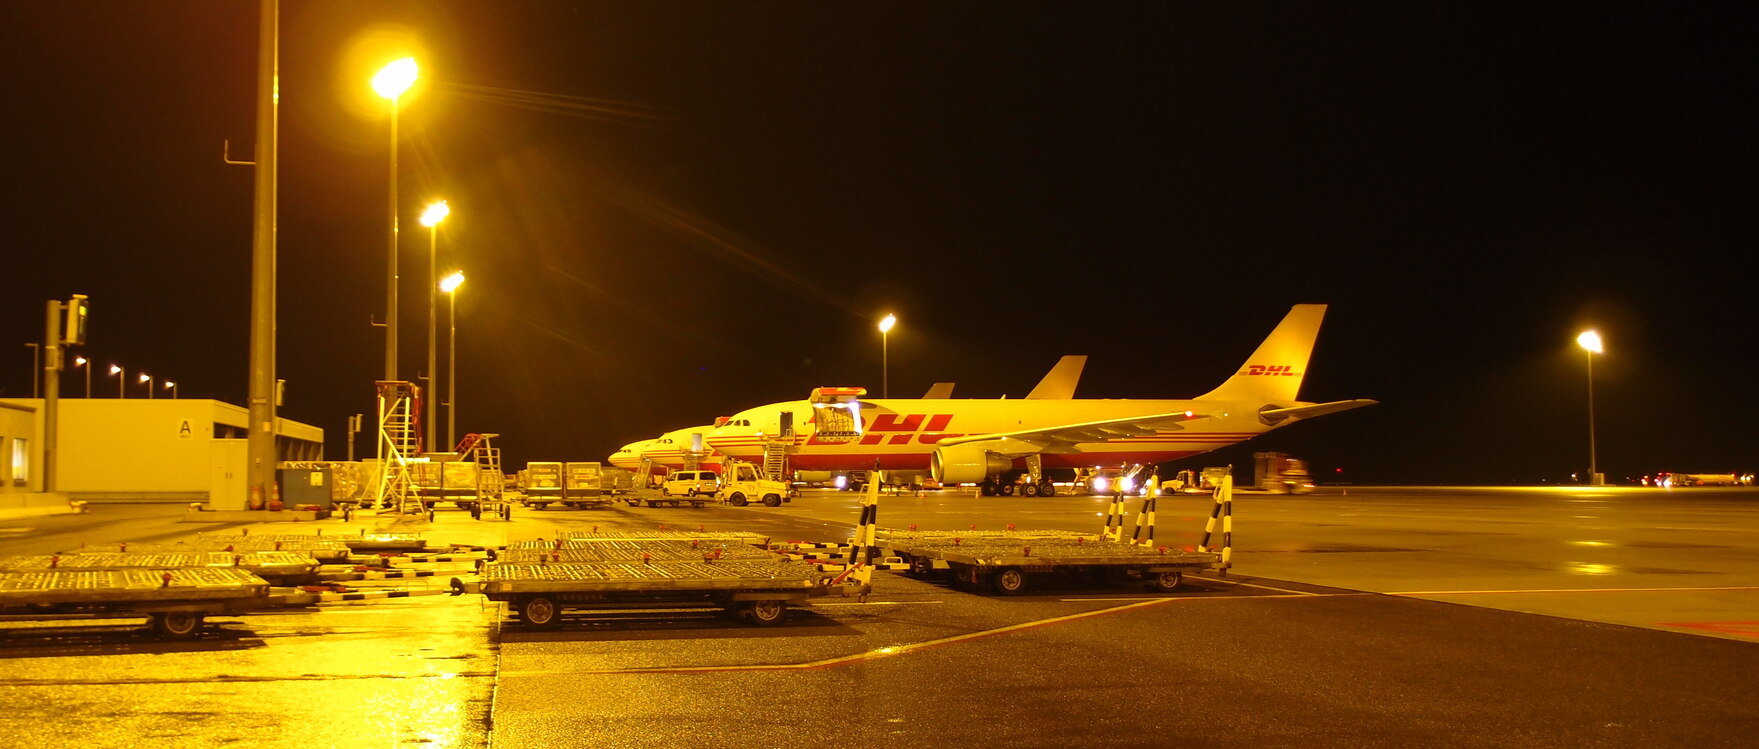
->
xmin=246 ymin=0 xmax=281 ymax=507
xmin=42 ymin=301 xmax=62 ymax=493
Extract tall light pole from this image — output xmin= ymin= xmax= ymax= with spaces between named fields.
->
xmin=246 ymin=0 xmax=281 ymax=516
xmin=1577 ymin=330 xmax=1603 ymax=486
xmin=139 ymin=372 xmax=154 ymax=400
xmin=109 ymin=364 xmax=126 ymax=398
xmin=420 ymin=199 xmax=449 ymax=452
xmin=25 ymin=343 xmax=40 ymax=398
xmin=373 ymin=57 xmax=418 ymax=383
xmin=164 ymin=380 xmax=178 ymax=399
xmin=878 ymin=314 xmax=896 ymax=398
xmin=73 ymin=356 xmax=90 ymax=398
xmin=440 ymin=271 xmax=464 ymax=448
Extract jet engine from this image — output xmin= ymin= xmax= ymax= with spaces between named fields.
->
xmin=931 ymin=445 xmax=1013 ymax=484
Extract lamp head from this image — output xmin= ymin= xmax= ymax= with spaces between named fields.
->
xmin=109 ymin=364 xmax=121 ymax=375
xmin=1576 ymin=330 xmax=1603 ymax=354
xmin=440 ymin=271 xmax=465 ymax=294
xmin=878 ymin=314 xmax=897 ymax=334
xmin=420 ymin=199 xmax=450 ymax=227
xmin=372 ymin=57 xmax=419 ymax=100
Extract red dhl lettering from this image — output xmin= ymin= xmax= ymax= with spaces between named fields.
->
xmin=917 ymin=433 xmax=962 ymax=445
xmin=1241 ymin=365 xmax=1298 ymax=376
xmin=868 ymin=413 xmax=926 ymax=432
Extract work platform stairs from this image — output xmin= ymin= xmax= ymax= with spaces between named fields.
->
xmin=762 ymin=440 xmax=789 ymax=482
xmin=375 ymin=380 xmax=425 ymax=516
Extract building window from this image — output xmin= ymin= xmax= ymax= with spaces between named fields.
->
xmin=11 ymin=437 xmax=27 ymax=485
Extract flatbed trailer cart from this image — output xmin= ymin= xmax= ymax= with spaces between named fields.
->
xmin=85 ymin=538 xmax=353 ymax=564
xmin=556 ymin=529 xmax=773 ymax=546
xmin=895 ymin=537 xmax=1219 ymax=594
xmin=497 ymin=540 xmax=775 ymax=565
xmin=2 ymin=552 xmax=321 ymax=586
xmin=454 ymin=559 xmax=841 ymax=629
xmin=0 ymin=569 xmax=444 ymax=640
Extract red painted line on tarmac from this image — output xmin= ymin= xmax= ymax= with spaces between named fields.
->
xmin=1656 ymin=621 xmax=1759 ymax=638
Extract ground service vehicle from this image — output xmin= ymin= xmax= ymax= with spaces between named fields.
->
xmin=559 ymin=461 xmax=614 ymax=509
xmin=1254 ymin=452 xmax=1316 ymax=494
xmin=661 ymin=470 xmax=721 ymax=499
xmin=717 ymin=462 xmax=791 ymax=507
xmin=522 ymin=462 xmax=564 ymax=509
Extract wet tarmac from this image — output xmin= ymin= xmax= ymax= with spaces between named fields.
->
xmin=1 ymin=486 xmax=1756 ymax=747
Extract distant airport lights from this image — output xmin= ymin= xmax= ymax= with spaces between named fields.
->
xmin=108 ymin=364 xmax=125 ymax=398
xmin=373 ymin=56 xmax=419 ymax=383
xmin=138 ymin=372 xmax=154 ymax=399
xmin=440 ymin=271 xmax=465 ymax=447
xmin=1577 ymin=330 xmax=1604 ymax=486
xmin=420 ymin=199 xmax=450 ymax=451
xmin=72 ymin=355 xmax=91 ymax=398
xmin=164 ymin=380 xmax=178 ymax=399
xmin=878 ymin=314 xmax=897 ymax=399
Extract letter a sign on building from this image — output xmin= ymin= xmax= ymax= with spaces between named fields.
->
xmin=179 ymin=419 xmax=193 ymax=440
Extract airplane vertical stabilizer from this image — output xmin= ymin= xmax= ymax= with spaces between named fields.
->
xmin=1196 ymin=304 xmax=1328 ymax=403
xmin=1025 ymin=355 xmax=1087 ymax=399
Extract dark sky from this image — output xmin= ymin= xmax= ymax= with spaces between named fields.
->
xmin=3 ymin=2 xmax=1755 ymax=484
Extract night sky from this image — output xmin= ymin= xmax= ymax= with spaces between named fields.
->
xmin=4 ymin=2 xmax=1755 ymax=484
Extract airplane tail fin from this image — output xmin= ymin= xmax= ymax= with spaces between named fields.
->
xmin=1197 ymin=304 xmax=1328 ymax=403
xmin=1026 ymin=355 xmax=1087 ymax=399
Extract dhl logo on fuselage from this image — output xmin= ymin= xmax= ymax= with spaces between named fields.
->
xmin=1239 ymin=364 xmax=1299 ymax=376
xmin=806 ymin=413 xmax=961 ymax=446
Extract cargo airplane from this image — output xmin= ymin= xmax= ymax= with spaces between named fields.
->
xmin=706 ymin=304 xmax=1374 ymax=495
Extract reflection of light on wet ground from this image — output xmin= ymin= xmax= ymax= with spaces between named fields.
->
xmin=1566 ymin=562 xmax=1617 ymax=575
xmin=1570 ymin=540 xmax=1612 ymax=547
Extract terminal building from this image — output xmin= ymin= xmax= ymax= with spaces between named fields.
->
xmin=0 ymin=398 xmax=323 ymax=506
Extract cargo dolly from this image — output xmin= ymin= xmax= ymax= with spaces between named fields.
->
xmin=0 ymin=567 xmax=445 ymax=640
xmin=838 ymin=468 xmax=1237 ymax=596
xmin=2 ymin=552 xmax=321 ymax=585
xmin=453 ymin=558 xmax=848 ymax=629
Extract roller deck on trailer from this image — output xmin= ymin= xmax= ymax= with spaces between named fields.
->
xmin=2 ymin=552 xmax=321 ymax=585
xmin=497 ymin=540 xmax=774 ymax=564
xmin=457 ymin=558 xmax=840 ymax=629
xmin=888 ymin=533 xmax=1221 ymax=595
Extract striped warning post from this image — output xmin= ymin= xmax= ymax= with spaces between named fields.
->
xmin=1100 ymin=492 xmax=1127 ymax=542
xmin=1131 ymin=494 xmax=1157 ymax=547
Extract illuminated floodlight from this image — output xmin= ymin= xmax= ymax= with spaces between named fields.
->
xmin=109 ymin=365 xmax=121 ymax=375
xmin=439 ymin=270 xmax=465 ymax=293
xmin=878 ymin=314 xmax=897 ymax=333
xmin=420 ymin=199 xmax=450 ymax=227
xmin=372 ymin=57 xmax=419 ymax=100
xmin=1576 ymin=330 xmax=1603 ymax=354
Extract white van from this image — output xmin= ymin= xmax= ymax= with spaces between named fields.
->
xmin=660 ymin=470 xmax=720 ymax=498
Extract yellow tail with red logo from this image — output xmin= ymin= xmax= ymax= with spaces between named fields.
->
xmin=1197 ymin=304 xmax=1328 ymax=404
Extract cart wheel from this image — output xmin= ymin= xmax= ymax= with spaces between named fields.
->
xmin=341 ymin=505 xmax=354 ymax=522
xmin=153 ymin=611 xmax=205 ymax=639
xmin=993 ymin=567 xmax=1028 ymax=595
xmin=729 ymin=493 xmax=748 ymax=507
xmin=502 ymin=504 xmax=512 ymax=521
xmin=762 ymin=494 xmax=782 ymax=507
xmin=471 ymin=505 xmax=482 ymax=520
xmin=521 ymin=596 xmax=559 ymax=629
xmin=1000 ymin=484 xmax=1016 ymax=496
xmin=1149 ymin=571 xmax=1183 ymax=593
xmin=746 ymin=600 xmax=788 ymax=626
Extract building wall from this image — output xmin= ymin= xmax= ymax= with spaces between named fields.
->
xmin=0 ymin=398 xmax=322 ymax=498
xmin=0 ymin=401 xmax=40 ymax=494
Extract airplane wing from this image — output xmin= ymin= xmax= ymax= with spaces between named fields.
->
xmin=1259 ymin=399 xmax=1378 ymax=424
xmin=937 ymin=410 xmax=1214 ymax=457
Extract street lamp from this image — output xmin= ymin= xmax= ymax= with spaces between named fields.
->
xmin=439 ymin=270 xmax=464 ymax=448
xmin=109 ymin=364 xmax=125 ymax=398
xmin=878 ymin=314 xmax=897 ymax=398
xmin=1576 ymin=330 xmax=1603 ymax=486
xmin=138 ymin=372 xmax=154 ymax=400
xmin=373 ymin=56 xmax=418 ymax=383
xmin=164 ymin=380 xmax=178 ymax=399
xmin=420 ymin=199 xmax=450 ymax=452
xmin=73 ymin=356 xmax=90 ymax=398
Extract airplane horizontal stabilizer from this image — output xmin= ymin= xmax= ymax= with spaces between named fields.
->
xmin=1260 ymin=399 xmax=1378 ymax=423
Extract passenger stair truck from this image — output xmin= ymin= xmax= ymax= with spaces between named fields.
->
xmin=718 ymin=461 xmax=792 ymax=507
